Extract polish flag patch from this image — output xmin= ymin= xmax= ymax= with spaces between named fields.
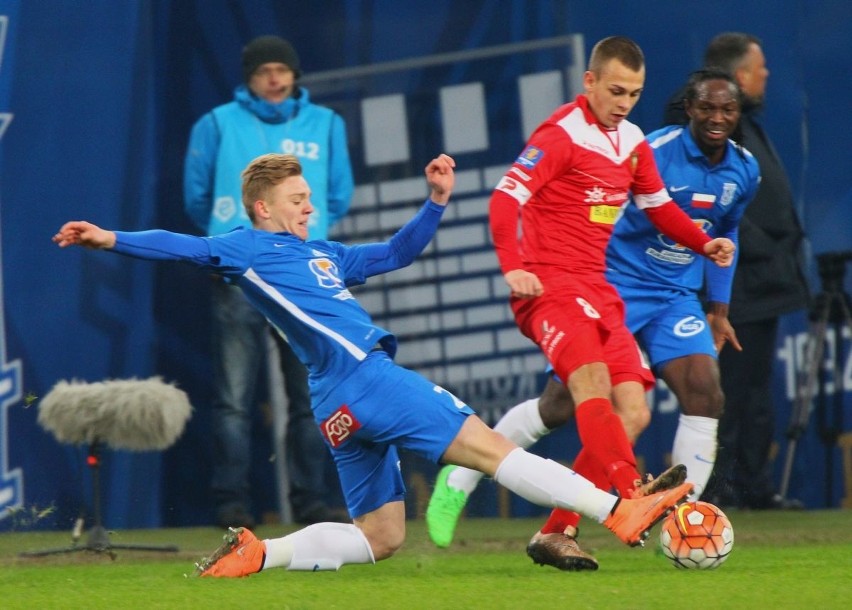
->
xmin=692 ymin=193 xmax=716 ymax=209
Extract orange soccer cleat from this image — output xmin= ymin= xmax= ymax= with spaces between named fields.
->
xmin=195 ymin=527 xmax=266 ymax=577
xmin=604 ymin=481 xmax=693 ymax=547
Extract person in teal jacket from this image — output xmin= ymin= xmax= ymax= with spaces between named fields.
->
xmin=183 ymin=35 xmax=354 ymax=528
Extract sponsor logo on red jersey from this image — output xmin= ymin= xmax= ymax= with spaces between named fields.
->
xmin=496 ymin=175 xmax=532 ymax=204
xmin=321 ymin=405 xmax=362 ymax=448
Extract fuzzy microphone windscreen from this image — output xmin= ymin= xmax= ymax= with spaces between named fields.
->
xmin=38 ymin=377 xmax=192 ymax=451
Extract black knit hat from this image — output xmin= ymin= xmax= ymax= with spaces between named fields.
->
xmin=241 ymin=35 xmax=301 ymax=82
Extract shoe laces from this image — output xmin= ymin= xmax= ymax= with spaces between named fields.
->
xmin=442 ymin=485 xmax=468 ymax=510
xmin=630 ymin=473 xmax=655 ymax=495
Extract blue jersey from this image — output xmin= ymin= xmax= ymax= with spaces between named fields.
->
xmin=112 ymin=200 xmax=446 ymax=410
xmin=606 ymin=125 xmax=760 ymax=304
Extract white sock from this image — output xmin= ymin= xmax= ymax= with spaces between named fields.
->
xmin=493 ymin=447 xmax=616 ymax=523
xmin=448 ymin=398 xmax=550 ymax=495
xmin=496 ymin=398 xmax=551 ymax=446
xmin=671 ymin=414 xmax=718 ymax=500
xmin=263 ymin=523 xmax=375 ymax=571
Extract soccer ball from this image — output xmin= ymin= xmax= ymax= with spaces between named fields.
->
xmin=659 ymin=501 xmax=734 ymax=569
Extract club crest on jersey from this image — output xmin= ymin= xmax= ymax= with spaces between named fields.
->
xmin=720 ymin=182 xmax=737 ymax=206
xmin=320 ymin=404 xmax=362 ymax=448
xmin=309 ymin=256 xmax=355 ymax=300
xmin=515 ymin=145 xmax=544 ymax=169
xmin=309 ymin=257 xmax=344 ymax=288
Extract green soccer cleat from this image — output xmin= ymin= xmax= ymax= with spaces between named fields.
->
xmin=426 ymin=465 xmax=470 ymax=548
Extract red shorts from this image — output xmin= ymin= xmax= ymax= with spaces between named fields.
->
xmin=511 ymin=275 xmax=654 ymax=391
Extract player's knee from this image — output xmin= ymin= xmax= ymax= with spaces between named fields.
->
xmin=355 ymin=506 xmax=407 ymax=563
xmin=706 ymin=386 xmax=725 ymax=419
xmin=621 ymin=405 xmax=651 ymax=440
xmin=538 ymin=380 xmax=574 ymax=429
xmin=680 ymin=383 xmax=724 ymax=419
xmin=367 ymin=530 xmax=405 ymax=561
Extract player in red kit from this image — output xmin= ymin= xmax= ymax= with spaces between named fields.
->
xmin=481 ymin=37 xmax=733 ymax=567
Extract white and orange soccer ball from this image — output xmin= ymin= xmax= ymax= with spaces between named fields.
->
xmin=659 ymin=501 xmax=734 ymax=569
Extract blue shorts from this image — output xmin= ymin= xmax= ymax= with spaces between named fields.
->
xmin=615 ymin=283 xmax=716 ymax=370
xmin=313 ymin=350 xmax=475 ymax=518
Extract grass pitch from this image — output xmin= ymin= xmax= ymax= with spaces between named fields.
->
xmin=1 ymin=509 xmax=850 ymax=609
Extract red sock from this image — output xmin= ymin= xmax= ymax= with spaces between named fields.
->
xmin=540 ymin=508 xmax=580 ymax=535
xmin=606 ymin=461 xmax=643 ymax=497
xmin=539 ymin=448 xmax=609 ymax=535
xmin=573 ymin=447 xmax=612 ymax=490
xmin=574 ymin=397 xmax=640 ymax=496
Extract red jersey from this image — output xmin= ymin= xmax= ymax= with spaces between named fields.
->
xmin=490 ymin=94 xmax=675 ymax=279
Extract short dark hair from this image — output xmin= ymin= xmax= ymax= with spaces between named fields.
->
xmin=684 ymin=67 xmax=743 ymax=106
xmin=684 ymin=67 xmax=746 ymax=151
xmin=588 ymin=36 xmax=645 ymax=74
xmin=703 ymin=32 xmax=762 ymax=74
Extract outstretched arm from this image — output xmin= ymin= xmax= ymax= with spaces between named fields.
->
xmin=702 ymin=238 xmax=736 ymax=267
xmin=53 ymin=221 xmax=116 ymax=249
xmin=641 ymin=202 xmax=735 ymax=267
xmin=357 ymin=154 xmax=455 ymax=277
xmin=54 ymin=221 xmax=213 ymax=263
xmin=425 ymin=153 xmax=455 ymax=205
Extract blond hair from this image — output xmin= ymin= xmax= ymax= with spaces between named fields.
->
xmin=240 ymin=153 xmax=303 ymax=221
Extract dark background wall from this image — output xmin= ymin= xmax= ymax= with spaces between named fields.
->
xmin=1 ymin=0 xmax=850 ymax=530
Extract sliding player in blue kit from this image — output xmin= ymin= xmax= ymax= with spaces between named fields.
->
xmin=54 ymin=152 xmax=693 ymax=577
xmin=427 ymin=69 xmax=759 ymax=571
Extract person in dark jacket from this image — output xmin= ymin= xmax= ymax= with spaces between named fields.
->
xmin=663 ymin=32 xmax=810 ymax=509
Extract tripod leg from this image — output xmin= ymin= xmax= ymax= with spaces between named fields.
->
xmin=822 ymin=293 xmax=852 ymax=506
xmin=20 ymin=528 xmax=179 ymax=557
xmin=779 ymin=438 xmax=799 ymax=500
xmin=779 ymin=300 xmax=830 ymax=500
xmin=20 ymin=442 xmax=180 ymax=558
xmin=110 ymin=543 xmax=179 ymax=552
